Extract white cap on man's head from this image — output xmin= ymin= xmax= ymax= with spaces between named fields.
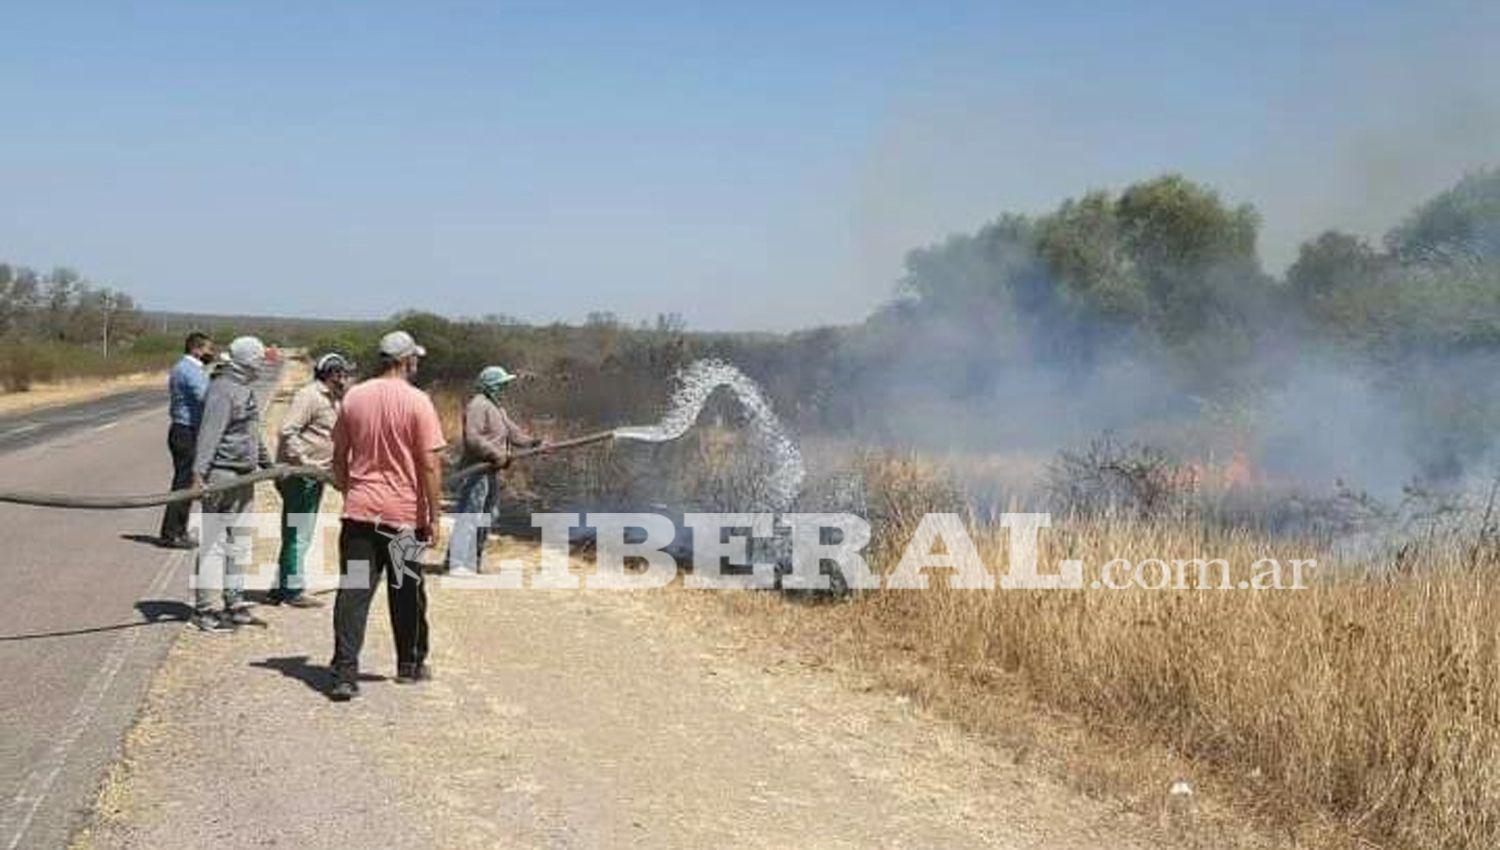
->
xmin=228 ymin=336 xmax=266 ymax=369
xmin=378 ymin=330 xmax=426 ymax=360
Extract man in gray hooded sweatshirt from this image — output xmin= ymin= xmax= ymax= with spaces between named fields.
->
xmin=191 ymin=336 xmax=273 ymax=632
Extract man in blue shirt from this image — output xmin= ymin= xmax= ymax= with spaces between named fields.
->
xmin=159 ymin=331 xmax=215 ymax=548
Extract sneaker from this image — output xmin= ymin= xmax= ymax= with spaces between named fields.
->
xmin=191 ymin=611 xmax=234 ymax=633
xmin=395 ymin=663 xmax=432 ymax=684
xmin=283 ymin=595 xmax=325 ymax=609
xmin=328 ymin=680 xmax=360 ymax=702
xmin=160 ymin=535 xmax=197 ymax=550
xmin=225 ymin=607 xmax=266 ymax=628
xmin=446 ymin=566 xmax=478 ymax=578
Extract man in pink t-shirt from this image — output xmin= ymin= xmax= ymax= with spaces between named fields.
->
xmin=327 ymin=330 xmax=446 ymax=701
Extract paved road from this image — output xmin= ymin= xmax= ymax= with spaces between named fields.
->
xmin=0 ymin=389 xmax=163 ymax=455
xmin=0 ymin=374 xmax=277 ymax=850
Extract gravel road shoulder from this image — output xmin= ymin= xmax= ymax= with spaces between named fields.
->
xmin=74 ymin=539 xmax=1166 ymax=849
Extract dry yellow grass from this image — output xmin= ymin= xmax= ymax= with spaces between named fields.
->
xmin=888 ymin=533 xmax=1500 ymax=847
xmin=690 ymin=455 xmax=1500 ymax=849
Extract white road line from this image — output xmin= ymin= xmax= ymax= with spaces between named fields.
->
xmin=93 ymin=421 xmax=120 ymax=432
xmin=7 ymin=405 xmax=164 ymax=458
xmin=0 ymin=549 xmax=187 ymax=850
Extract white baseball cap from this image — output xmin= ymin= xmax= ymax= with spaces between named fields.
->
xmin=378 ymin=330 xmax=426 ymax=360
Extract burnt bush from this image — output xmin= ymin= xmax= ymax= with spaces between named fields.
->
xmin=1045 ymin=434 xmax=1198 ymax=519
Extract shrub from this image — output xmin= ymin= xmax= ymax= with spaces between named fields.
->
xmin=1045 ymin=433 xmax=1198 ymax=519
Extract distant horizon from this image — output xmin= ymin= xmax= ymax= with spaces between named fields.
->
xmin=133 ymin=304 xmax=830 ymax=336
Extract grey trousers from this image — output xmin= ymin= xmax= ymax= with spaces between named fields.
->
xmin=194 ymin=468 xmax=255 ymax=613
xmin=444 ymin=472 xmax=500 ymax=570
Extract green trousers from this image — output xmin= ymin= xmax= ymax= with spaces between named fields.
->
xmin=275 ymin=475 xmax=325 ymax=597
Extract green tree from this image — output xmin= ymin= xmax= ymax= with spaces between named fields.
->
xmin=1036 ymin=190 xmax=1148 ymax=324
xmin=899 ymin=213 xmax=1043 ymax=320
xmin=1288 ymin=231 xmax=1382 ymax=302
xmin=1386 ymin=167 xmax=1500 ymax=263
xmin=1114 ymin=174 xmax=1263 ymax=342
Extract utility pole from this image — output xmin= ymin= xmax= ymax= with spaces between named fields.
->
xmin=101 ymin=291 xmax=117 ymax=359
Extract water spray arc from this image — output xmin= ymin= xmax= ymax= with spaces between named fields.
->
xmin=612 ymin=359 xmax=805 ymax=511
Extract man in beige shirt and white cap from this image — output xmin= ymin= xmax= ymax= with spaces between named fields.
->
xmin=271 ymin=351 xmax=353 ymax=607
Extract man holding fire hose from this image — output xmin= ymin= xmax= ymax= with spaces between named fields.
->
xmin=445 ymin=365 xmax=549 ymax=576
xmin=190 ymin=336 xmax=273 ymax=633
xmin=269 ymin=352 xmax=353 ymax=607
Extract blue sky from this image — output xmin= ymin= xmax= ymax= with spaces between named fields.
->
xmin=0 ymin=2 xmax=1495 ymax=330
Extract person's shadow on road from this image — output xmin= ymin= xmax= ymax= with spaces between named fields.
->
xmin=137 ymin=600 xmax=194 ymax=622
xmin=251 ymin=656 xmax=386 ymax=696
xmin=0 ymin=599 xmax=192 ymax=641
xmin=119 ymin=533 xmax=195 ymax=550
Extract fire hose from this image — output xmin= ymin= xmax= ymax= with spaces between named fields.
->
xmin=0 ymin=429 xmax=618 ymax=510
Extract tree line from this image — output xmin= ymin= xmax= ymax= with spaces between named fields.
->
xmin=894 ymin=169 xmax=1500 ymax=379
xmin=0 ymin=263 xmax=145 ymax=349
xmin=0 ymin=263 xmax=164 ymax=390
xmin=296 ymin=168 xmax=1500 ymax=476
xmin=844 ymin=168 xmax=1500 ymax=481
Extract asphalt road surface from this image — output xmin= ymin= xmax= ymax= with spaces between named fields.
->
xmin=0 ymin=373 xmax=277 ymax=849
xmin=0 ymin=389 xmax=163 ymax=456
